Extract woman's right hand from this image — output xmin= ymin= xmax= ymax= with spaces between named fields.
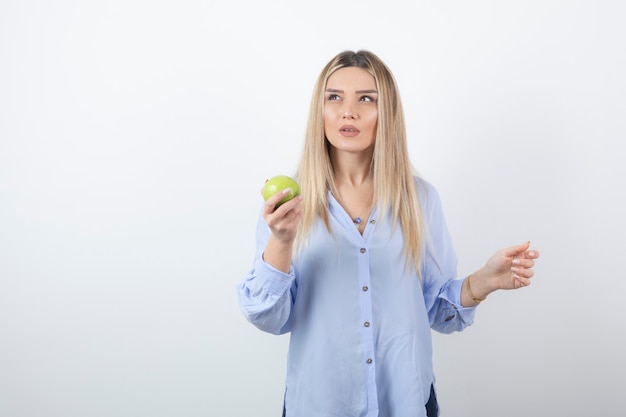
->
xmin=262 ymin=187 xmax=303 ymax=245
xmin=261 ymin=187 xmax=303 ymax=273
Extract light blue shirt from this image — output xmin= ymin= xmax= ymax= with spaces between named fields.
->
xmin=238 ymin=177 xmax=477 ymax=417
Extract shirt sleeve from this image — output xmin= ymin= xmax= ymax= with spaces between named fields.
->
xmin=236 ymin=207 xmax=297 ymax=335
xmin=417 ymin=178 xmax=477 ymax=334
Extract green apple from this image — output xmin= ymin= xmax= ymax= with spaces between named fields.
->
xmin=263 ymin=175 xmax=301 ymax=207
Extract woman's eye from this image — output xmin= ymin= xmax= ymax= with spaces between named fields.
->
xmin=327 ymin=94 xmax=340 ymax=101
xmin=360 ymin=95 xmax=375 ymax=102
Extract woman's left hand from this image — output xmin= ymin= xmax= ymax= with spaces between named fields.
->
xmin=484 ymin=241 xmax=540 ymax=290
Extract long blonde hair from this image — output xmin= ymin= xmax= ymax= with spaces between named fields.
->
xmin=295 ymin=50 xmax=425 ymax=273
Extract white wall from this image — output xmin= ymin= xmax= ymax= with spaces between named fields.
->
xmin=1 ymin=1 xmax=624 ymax=416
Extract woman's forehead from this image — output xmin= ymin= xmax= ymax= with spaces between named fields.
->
xmin=326 ymin=67 xmax=376 ymax=90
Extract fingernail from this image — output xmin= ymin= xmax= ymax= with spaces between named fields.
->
xmin=512 ymin=259 xmax=521 ymax=265
xmin=511 ymin=267 xmax=520 ymax=273
xmin=513 ymin=273 xmax=522 ymax=280
xmin=282 ymin=188 xmax=291 ymax=194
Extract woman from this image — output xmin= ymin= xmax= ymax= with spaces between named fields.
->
xmin=237 ymin=50 xmax=539 ymax=417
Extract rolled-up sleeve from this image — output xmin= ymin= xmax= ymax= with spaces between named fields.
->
xmin=238 ymin=259 xmax=296 ymax=335
xmin=418 ymin=178 xmax=477 ymax=334
xmin=237 ymin=208 xmax=297 ymax=335
xmin=429 ymin=277 xmax=476 ymax=333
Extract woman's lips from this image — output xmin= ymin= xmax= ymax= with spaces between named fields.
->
xmin=339 ymin=125 xmax=360 ymax=137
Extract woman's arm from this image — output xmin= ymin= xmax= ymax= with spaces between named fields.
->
xmin=236 ymin=187 xmax=304 ymax=335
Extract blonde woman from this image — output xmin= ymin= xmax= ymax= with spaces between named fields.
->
xmin=238 ymin=50 xmax=539 ymax=417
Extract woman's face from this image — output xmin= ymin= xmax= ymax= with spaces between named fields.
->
xmin=323 ymin=67 xmax=378 ymax=154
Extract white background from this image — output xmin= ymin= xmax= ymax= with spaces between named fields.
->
xmin=1 ymin=1 xmax=624 ymax=416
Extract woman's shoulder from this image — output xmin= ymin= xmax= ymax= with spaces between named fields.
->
xmin=413 ymin=175 xmax=439 ymax=198
xmin=412 ymin=175 xmax=447 ymax=216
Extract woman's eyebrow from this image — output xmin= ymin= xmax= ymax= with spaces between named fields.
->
xmin=325 ymin=88 xmax=378 ymax=94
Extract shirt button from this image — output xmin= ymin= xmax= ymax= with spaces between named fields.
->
xmin=364 ymin=321 xmax=370 ymax=327
xmin=370 ymin=219 xmax=376 ymax=224
xmin=360 ymin=248 xmax=366 ymax=253
xmin=366 ymin=358 xmax=373 ymax=364
xmin=362 ymin=286 xmax=369 ymax=291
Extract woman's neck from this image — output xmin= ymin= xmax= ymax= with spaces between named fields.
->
xmin=330 ymin=149 xmax=373 ymax=187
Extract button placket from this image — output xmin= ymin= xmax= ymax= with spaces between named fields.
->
xmin=356 ymin=241 xmax=376 ymax=392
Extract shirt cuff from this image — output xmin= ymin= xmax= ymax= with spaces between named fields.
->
xmin=250 ymin=255 xmax=295 ymax=295
xmin=444 ymin=277 xmax=477 ymax=312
